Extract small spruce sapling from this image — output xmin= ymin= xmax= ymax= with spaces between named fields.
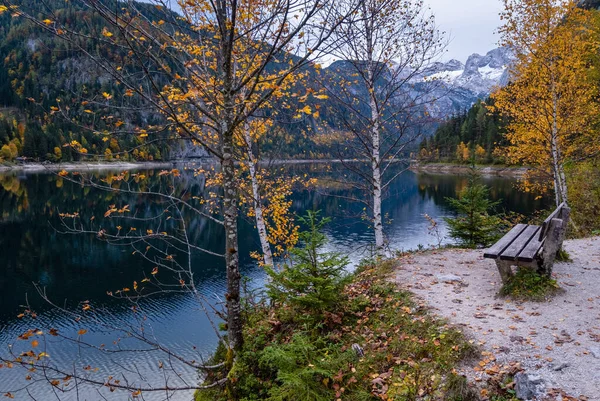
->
xmin=444 ymin=164 xmax=502 ymax=248
xmin=266 ymin=211 xmax=349 ymax=322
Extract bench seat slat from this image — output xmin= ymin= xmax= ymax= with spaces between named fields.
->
xmin=483 ymin=224 xmax=528 ymax=259
xmin=499 ymin=225 xmax=540 ymax=261
xmin=518 ymin=234 xmax=544 ymax=263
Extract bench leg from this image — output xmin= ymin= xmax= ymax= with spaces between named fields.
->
xmin=540 ymin=218 xmax=563 ymax=278
xmin=556 ymin=206 xmax=570 ymax=254
xmin=496 ymin=260 xmax=514 ymax=284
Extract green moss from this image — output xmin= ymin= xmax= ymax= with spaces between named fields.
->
xmin=499 ymin=268 xmax=564 ymax=301
xmin=556 ymin=248 xmax=571 ymax=262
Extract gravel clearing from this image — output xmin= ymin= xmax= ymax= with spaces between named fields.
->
xmin=393 ymin=237 xmax=600 ymax=400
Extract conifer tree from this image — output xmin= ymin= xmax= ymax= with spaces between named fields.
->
xmin=266 ymin=211 xmax=349 ymax=322
xmin=444 ymin=165 xmax=502 ymax=248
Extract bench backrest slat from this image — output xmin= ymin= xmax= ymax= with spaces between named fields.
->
xmin=539 ymin=202 xmax=566 ymax=241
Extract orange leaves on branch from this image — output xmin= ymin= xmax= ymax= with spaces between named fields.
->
xmin=104 ymin=204 xmax=130 ymax=218
xmin=77 ymin=329 xmax=87 ymax=336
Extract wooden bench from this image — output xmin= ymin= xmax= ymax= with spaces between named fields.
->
xmin=484 ymin=202 xmax=570 ymax=283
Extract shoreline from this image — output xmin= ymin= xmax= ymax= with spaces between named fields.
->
xmin=0 ymin=158 xmax=403 ymax=174
xmin=0 ymin=159 xmax=527 ymax=176
xmin=0 ymin=161 xmax=180 ymax=173
xmin=409 ymin=162 xmax=529 ymax=177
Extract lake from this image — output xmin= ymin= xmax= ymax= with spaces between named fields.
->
xmin=0 ymin=163 xmax=548 ymax=400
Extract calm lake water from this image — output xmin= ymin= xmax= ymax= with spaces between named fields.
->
xmin=0 ymin=163 xmax=548 ymax=400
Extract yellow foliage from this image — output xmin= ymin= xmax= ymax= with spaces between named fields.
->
xmin=491 ymin=0 xmax=600 ymax=201
xmin=456 ymin=142 xmax=470 ymax=163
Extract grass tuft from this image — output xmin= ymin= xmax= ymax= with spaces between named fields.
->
xmin=555 ymin=248 xmax=571 ymax=262
xmin=499 ymin=268 xmax=564 ymax=302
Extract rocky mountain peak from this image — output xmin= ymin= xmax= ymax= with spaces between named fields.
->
xmin=414 ymin=47 xmax=513 ymax=118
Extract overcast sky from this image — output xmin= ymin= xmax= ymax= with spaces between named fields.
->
xmin=427 ymin=0 xmax=503 ymax=62
xmin=161 ymin=0 xmax=503 ymax=63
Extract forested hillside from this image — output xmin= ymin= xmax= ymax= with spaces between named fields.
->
xmin=417 ymin=99 xmax=508 ymax=164
xmin=0 ymin=1 xmax=501 ymax=163
xmin=0 ymin=1 xmax=173 ymax=161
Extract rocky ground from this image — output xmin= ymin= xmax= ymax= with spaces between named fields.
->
xmin=393 ymin=237 xmax=600 ymax=400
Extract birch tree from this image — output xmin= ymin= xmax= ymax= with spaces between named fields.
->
xmin=325 ymin=0 xmax=446 ymax=256
xmin=0 ymin=0 xmax=350 ymax=397
xmin=491 ymin=0 xmax=600 ymax=206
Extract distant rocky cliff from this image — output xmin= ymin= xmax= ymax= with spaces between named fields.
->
xmin=414 ymin=47 xmax=513 ymax=118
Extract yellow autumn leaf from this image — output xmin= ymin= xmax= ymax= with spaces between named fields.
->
xmin=301 ymin=105 xmax=312 ymax=114
xmin=77 ymin=329 xmax=87 ymax=336
xmin=42 ymin=19 xmax=53 ymax=25
xmin=102 ymin=92 xmax=112 ymax=100
xmin=101 ymin=27 xmax=113 ymax=37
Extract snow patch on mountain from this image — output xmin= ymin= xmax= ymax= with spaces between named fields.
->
xmin=417 ymin=47 xmax=513 ymax=117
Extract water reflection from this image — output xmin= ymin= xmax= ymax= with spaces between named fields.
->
xmin=0 ymin=165 xmax=549 ymax=400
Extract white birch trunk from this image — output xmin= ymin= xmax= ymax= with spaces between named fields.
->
xmin=551 ymin=80 xmax=568 ymax=206
xmin=363 ymin=7 xmax=385 ymax=257
xmin=244 ymin=124 xmax=274 ymax=267
xmin=370 ymin=94 xmax=385 ymax=256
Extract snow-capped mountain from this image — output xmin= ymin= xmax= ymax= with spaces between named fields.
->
xmin=420 ymin=47 xmax=513 ymax=117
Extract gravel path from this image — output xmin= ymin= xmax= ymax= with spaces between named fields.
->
xmin=393 ymin=237 xmax=600 ymax=400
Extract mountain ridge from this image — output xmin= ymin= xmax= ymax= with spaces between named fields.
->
xmin=414 ymin=47 xmax=512 ymax=118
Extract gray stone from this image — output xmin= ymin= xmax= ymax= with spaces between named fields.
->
xmin=436 ymin=273 xmax=462 ymax=283
xmin=514 ymin=372 xmax=545 ymax=400
xmin=552 ymin=362 xmax=569 ymax=372
xmin=590 ymin=346 xmax=600 ymax=359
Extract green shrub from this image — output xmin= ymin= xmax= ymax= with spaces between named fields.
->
xmin=567 ymin=161 xmax=600 ymax=238
xmin=444 ymin=165 xmax=502 ymax=248
xmin=266 ymin=211 xmax=350 ymax=324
